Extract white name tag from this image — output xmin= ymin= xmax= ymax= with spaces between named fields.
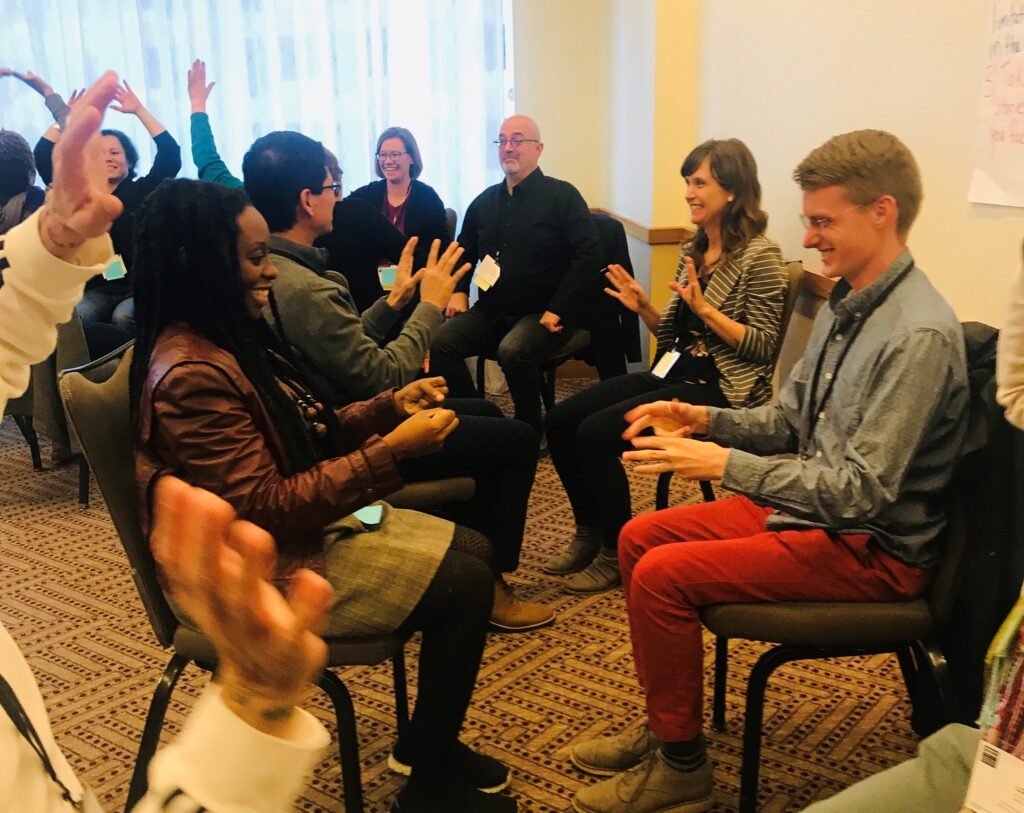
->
xmin=965 ymin=741 xmax=1024 ymax=812
xmin=651 ymin=350 xmax=680 ymax=379
xmin=474 ymin=254 xmax=501 ymax=291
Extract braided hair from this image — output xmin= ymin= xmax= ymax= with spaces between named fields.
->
xmin=129 ymin=178 xmax=345 ymax=474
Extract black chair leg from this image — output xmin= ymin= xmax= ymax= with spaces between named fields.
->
xmin=712 ymin=636 xmax=729 ymax=732
xmin=320 ymin=669 xmax=364 ymax=813
xmin=738 ymin=645 xmax=810 ymax=813
xmin=12 ymin=414 xmax=43 ymax=470
xmin=393 ymin=651 xmax=410 ymax=735
xmin=78 ymin=456 xmax=90 ymax=508
xmin=126 ymin=653 xmax=190 ymax=812
xmin=699 ymin=480 xmax=716 ymax=503
xmin=656 ymin=471 xmax=672 ymax=511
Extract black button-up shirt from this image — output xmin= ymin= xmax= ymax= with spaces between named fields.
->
xmin=454 ymin=167 xmax=601 ymax=320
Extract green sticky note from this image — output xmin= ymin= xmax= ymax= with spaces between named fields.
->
xmin=354 ymin=505 xmax=383 ymax=526
xmin=103 ymin=255 xmax=127 ymax=281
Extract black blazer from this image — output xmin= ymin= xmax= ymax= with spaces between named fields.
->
xmin=348 ymin=179 xmax=451 ymax=272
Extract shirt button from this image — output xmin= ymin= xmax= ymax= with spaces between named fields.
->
xmin=834 ymin=334 xmax=843 ymax=342
xmin=815 ymin=451 xmax=823 ymax=458
xmin=853 ymin=311 xmax=862 ymax=319
xmin=824 ymin=372 xmax=833 ymax=381
xmin=818 ymin=411 xmax=825 ymax=420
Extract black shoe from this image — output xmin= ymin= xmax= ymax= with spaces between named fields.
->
xmin=389 ymin=740 xmax=511 ymax=793
xmin=391 ymin=778 xmax=518 ymax=812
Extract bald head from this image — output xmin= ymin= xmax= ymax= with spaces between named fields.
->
xmin=498 ymin=115 xmax=544 ymax=188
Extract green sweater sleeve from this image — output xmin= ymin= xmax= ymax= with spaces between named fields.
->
xmin=190 ymin=112 xmax=243 ymax=189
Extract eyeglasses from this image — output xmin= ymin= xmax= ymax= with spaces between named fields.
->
xmin=320 ymin=183 xmax=342 ymax=194
xmin=799 ymin=203 xmax=864 ymax=231
xmin=377 ymin=151 xmax=407 ymax=161
xmin=494 ymin=136 xmax=540 ymax=148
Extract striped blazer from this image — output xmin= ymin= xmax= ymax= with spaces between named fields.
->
xmin=655 ymin=235 xmax=786 ymax=408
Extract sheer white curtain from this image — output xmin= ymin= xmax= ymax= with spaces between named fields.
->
xmin=2 ymin=0 xmax=514 ymax=218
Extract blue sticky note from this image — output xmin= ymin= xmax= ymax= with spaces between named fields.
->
xmin=103 ymin=255 xmax=127 ymax=281
xmin=354 ymin=505 xmax=383 ymax=526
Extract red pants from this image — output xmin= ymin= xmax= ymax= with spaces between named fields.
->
xmin=618 ymin=496 xmax=929 ymax=742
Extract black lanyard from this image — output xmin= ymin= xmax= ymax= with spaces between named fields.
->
xmin=0 ymin=673 xmax=83 ymax=810
xmin=805 ymin=263 xmax=914 ymax=442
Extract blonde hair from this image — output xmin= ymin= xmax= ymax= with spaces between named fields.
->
xmin=794 ymin=130 xmax=922 ymax=238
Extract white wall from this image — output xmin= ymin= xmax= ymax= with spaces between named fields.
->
xmin=700 ymin=0 xmax=1024 ymax=326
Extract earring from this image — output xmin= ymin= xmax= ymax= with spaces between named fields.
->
xmin=728 ymin=196 xmax=735 ymax=202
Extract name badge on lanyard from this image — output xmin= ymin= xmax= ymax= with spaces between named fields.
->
xmin=651 ymin=350 xmax=681 ymax=379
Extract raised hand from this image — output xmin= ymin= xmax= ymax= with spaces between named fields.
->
xmin=671 ymin=256 xmax=711 ymax=318
xmin=67 ymin=87 xmax=86 ymax=107
xmin=387 ymin=236 xmax=421 ymax=309
xmin=394 ymin=376 xmax=448 ymax=415
xmin=187 ymin=59 xmax=216 ymax=113
xmin=419 ymin=239 xmax=472 ymax=310
xmin=2 ymin=68 xmax=54 ymax=97
xmin=111 ymin=79 xmax=143 ymax=115
xmin=382 ymin=408 xmax=460 ymax=459
xmin=151 ymin=477 xmax=332 ymax=737
xmin=39 ymin=71 xmax=124 ymax=261
xmin=621 ymin=399 xmax=710 ymax=441
xmin=604 ymin=264 xmax=649 ymax=313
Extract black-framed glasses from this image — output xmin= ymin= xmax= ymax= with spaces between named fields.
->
xmin=494 ymin=136 xmax=539 ymax=148
xmin=377 ymin=151 xmax=407 ymax=161
xmin=320 ymin=182 xmax=342 ymax=194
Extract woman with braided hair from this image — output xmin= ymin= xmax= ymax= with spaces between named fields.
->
xmin=130 ymin=178 xmax=517 ymax=813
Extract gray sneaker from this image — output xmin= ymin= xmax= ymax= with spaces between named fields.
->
xmin=572 ymin=751 xmax=713 ymax=813
xmin=570 ymin=723 xmax=660 ymax=776
xmin=542 ymin=530 xmax=602 ymax=575
xmin=563 ymin=550 xmax=621 ymax=594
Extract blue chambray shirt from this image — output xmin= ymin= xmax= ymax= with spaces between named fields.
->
xmin=706 ymin=250 xmax=968 ymax=568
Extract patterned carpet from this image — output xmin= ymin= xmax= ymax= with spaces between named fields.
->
xmin=0 ymin=379 xmax=921 ymax=812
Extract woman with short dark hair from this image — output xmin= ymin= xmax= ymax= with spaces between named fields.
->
xmin=543 ymin=138 xmax=788 ymax=593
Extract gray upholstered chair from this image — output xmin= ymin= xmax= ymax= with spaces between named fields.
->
xmin=4 ymin=311 xmax=91 ymax=472
xmin=59 ymin=349 xmax=411 ymax=813
xmin=703 ymin=490 xmax=967 ymax=813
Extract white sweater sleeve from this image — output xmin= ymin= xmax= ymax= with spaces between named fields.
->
xmin=0 ymin=210 xmax=112 ymax=415
xmin=136 ymin=687 xmax=329 ymax=813
xmin=0 ymin=215 xmax=330 ymax=812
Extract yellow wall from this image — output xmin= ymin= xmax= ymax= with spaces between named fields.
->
xmin=511 ymin=0 xmax=610 ymax=207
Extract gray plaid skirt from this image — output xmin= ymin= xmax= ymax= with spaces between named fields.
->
xmin=322 ymin=502 xmax=454 ymax=636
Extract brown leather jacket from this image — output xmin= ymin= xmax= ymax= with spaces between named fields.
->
xmin=135 ymin=325 xmax=405 ymax=565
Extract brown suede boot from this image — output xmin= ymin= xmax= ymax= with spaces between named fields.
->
xmin=490 ymin=576 xmax=556 ymax=633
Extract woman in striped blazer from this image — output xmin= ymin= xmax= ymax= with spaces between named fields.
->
xmin=543 ymin=138 xmax=787 ymax=593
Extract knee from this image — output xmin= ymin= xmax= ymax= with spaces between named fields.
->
xmin=629 ymin=547 xmax=689 ymax=607
xmin=619 ymin=513 xmax=664 ymax=571
xmin=430 ymin=319 xmax=464 ymax=357
xmin=495 ymin=337 xmax=534 ymax=368
xmin=576 ymin=412 xmax=623 ymax=458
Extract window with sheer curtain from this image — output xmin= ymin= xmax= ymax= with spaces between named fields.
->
xmin=2 ymin=0 xmax=515 ymax=220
